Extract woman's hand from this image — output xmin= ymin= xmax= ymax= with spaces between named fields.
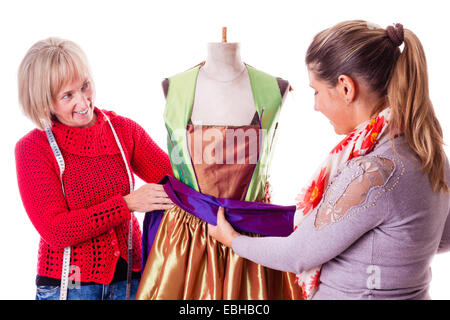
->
xmin=123 ymin=183 xmax=174 ymax=212
xmin=208 ymin=207 xmax=241 ymax=248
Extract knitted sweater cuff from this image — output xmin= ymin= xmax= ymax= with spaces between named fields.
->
xmin=90 ymin=194 xmax=132 ymax=235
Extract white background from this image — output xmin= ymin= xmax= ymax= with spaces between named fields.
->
xmin=1 ymin=0 xmax=449 ymax=300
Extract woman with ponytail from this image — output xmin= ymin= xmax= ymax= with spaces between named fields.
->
xmin=209 ymin=20 xmax=450 ymax=300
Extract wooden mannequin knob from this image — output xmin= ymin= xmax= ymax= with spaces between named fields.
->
xmin=222 ymin=27 xmax=227 ymax=43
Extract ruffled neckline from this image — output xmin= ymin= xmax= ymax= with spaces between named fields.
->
xmin=51 ymin=107 xmax=121 ymax=157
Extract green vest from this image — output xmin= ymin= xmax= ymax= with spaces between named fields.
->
xmin=164 ymin=64 xmax=283 ymax=201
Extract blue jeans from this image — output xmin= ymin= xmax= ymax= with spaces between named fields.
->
xmin=35 ymin=279 xmax=140 ymax=300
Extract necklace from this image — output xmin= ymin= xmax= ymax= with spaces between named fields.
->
xmin=200 ymin=66 xmax=246 ymax=83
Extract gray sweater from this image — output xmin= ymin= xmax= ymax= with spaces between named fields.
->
xmin=233 ymin=135 xmax=450 ymax=299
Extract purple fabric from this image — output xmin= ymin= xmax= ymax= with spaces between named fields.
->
xmin=161 ymin=175 xmax=295 ymax=236
xmin=141 ymin=175 xmax=296 ymax=268
xmin=141 ymin=209 xmax=164 ymax=270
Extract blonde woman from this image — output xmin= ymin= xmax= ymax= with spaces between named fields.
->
xmin=15 ymin=38 xmax=174 ymax=300
xmin=209 ymin=21 xmax=450 ymax=300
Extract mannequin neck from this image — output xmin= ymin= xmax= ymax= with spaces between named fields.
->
xmin=201 ymin=43 xmax=246 ymax=81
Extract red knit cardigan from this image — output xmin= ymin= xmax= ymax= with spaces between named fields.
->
xmin=15 ymin=108 xmax=173 ymax=284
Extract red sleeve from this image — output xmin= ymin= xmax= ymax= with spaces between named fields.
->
xmin=127 ymin=119 xmax=173 ymax=183
xmin=15 ymin=132 xmax=131 ymax=249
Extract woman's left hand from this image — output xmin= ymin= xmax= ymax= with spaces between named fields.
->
xmin=208 ymin=207 xmax=241 ymax=248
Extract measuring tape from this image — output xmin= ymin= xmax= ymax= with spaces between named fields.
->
xmin=103 ymin=112 xmax=134 ymax=300
xmin=45 ymin=110 xmax=134 ymax=300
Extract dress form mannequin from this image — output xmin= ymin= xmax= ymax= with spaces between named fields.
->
xmin=191 ymin=42 xmax=254 ymax=125
xmin=137 ymin=41 xmax=301 ymax=300
xmin=162 ymin=43 xmax=289 ymax=125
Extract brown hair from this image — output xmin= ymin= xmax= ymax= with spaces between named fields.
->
xmin=306 ymin=20 xmax=448 ymax=193
xmin=18 ymin=37 xmax=94 ymax=130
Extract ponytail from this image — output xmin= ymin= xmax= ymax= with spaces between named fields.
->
xmin=388 ymin=29 xmax=448 ymax=193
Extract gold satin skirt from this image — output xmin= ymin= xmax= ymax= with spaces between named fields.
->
xmin=136 ymin=205 xmax=302 ymax=300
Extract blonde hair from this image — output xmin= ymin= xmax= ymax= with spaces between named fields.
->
xmin=18 ymin=37 xmax=94 ymax=130
xmin=306 ymin=20 xmax=448 ymax=193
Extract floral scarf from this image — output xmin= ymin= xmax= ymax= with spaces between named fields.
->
xmin=293 ymin=107 xmax=392 ymax=300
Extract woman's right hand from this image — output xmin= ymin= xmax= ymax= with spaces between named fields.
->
xmin=208 ymin=207 xmax=241 ymax=248
xmin=123 ymin=183 xmax=174 ymax=212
